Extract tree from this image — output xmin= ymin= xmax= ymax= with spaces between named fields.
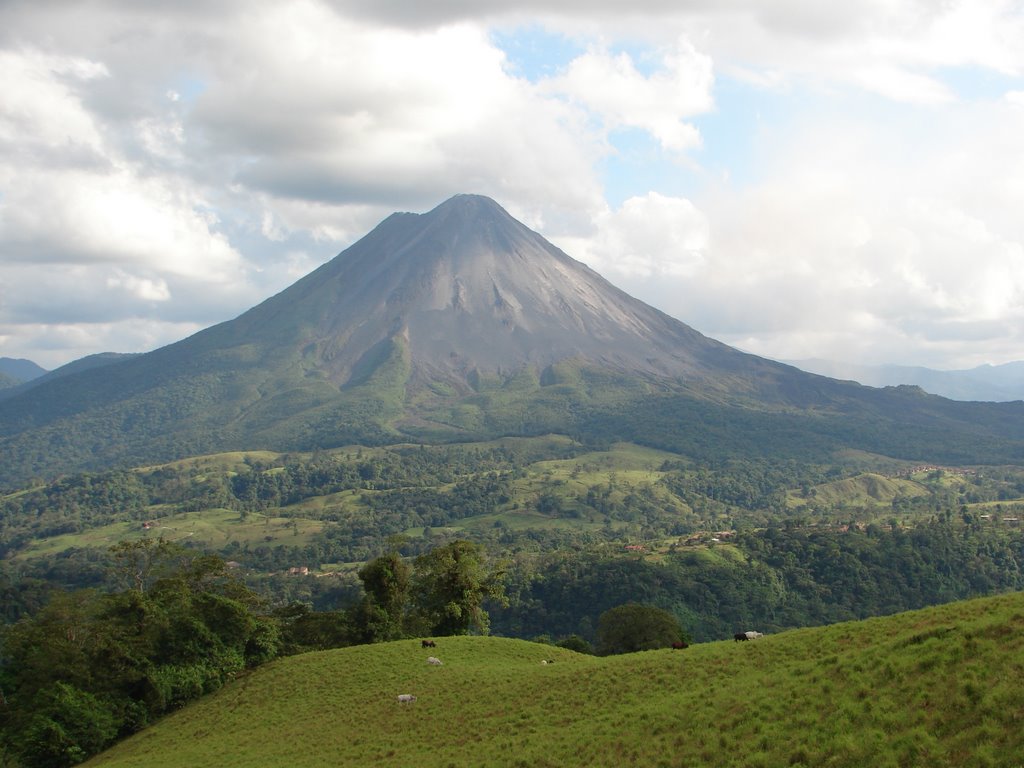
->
xmin=9 ymin=683 xmax=120 ymax=768
xmin=595 ymin=603 xmax=686 ymax=655
xmin=356 ymin=552 xmax=411 ymax=642
xmin=411 ymin=541 xmax=507 ymax=636
xmin=556 ymin=634 xmax=594 ymax=655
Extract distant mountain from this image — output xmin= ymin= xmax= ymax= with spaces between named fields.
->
xmin=1 ymin=194 xmax=1023 ymax=486
xmin=789 ymin=359 xmax=1024 ymax=402
xmin=0 ymin=357 xmax=47 ymax=384
xmin=0 ymin=352 xmax=136 ymax=402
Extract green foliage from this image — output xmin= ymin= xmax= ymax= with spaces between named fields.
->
xmin=273 ymin=604 xmax=353 ymax=655
xmin=491 ymin=515 xmax=1024 ymax=643
xmin=555 ymin=634 xmax=593 ymax=654
xmin=0 ymin=544 xmax=277 ymax=767
xmin=13 ymin=683 xmax=120 ymax=768
xmin=411 ymin=541 xmax=508 ymax=636
xmin=595 ymin=603 xmax=686 ymax=655
xmin=355 ymin=552 xmax=411 ymax=642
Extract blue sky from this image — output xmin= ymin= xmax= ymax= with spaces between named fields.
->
xmin=1 ymin=0 xmax=1024 ymax=372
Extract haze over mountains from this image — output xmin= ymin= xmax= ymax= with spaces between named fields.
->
xmin=1 ymin=194 xmax=1024 ymax=487
xmin=788 ymin=359 xmax=1024 ymax=403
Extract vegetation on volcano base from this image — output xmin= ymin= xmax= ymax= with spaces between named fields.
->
xmin=81 ymin=591 xmax=1024 ymax=768
xmin=4 ymin=437 xmax=1024 ymax=641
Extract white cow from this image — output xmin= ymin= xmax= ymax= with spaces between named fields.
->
xmin=426 ymin=656 xmax=443 ymax=665
xmin=397 ymin=694 xmax=416 ymax=703
xmin=744 ymin=631 xmax=764 ymax=640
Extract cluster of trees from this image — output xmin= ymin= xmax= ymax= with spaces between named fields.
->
xmin=490 ymin=515 xmax=1024 ymax=642
xmin=0 ymin=539 xmax=506 ymax=767
xmin=0 ymin=540 xmax=276 ymax=767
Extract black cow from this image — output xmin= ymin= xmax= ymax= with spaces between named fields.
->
xmin=421 ymin=639 xmax=436 ymax=648
xmin=734 ymin=633 xmax=749 ymax=642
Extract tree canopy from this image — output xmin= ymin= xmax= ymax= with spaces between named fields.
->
xmin=411 ymin=540 xmax=508 ymax=636
xmin=595 ymin=603 xmax=687 ymax=655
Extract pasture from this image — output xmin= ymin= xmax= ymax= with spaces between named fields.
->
xmin=13 ymin=508 xmax=326 ymax=560
xmin=86 ymin=591 xmax=1024 ymax=768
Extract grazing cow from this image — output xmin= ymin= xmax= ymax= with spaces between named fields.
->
xmin=672 ymin=641 xmax=688 ymax=650
xmin=744 ymin=631 xmax=763 ymax=640
xmin=421 ymin=639 xmax=436 ymax=648
xmin=734 ymin=633 xmax=749 ymax=642
xmin=397 ymin=694 xmax=416 ymax=703
xmin=426 ymin=656 xmax=443 ymax=665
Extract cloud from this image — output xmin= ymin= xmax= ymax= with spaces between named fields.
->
xmin=189 ymin=9 xmax=604 ymax=214
xmin=541 ymin=38 xmax=713 ymax=151
xmin=648 ymin=98 xmax=1024 ymax=368
xmin=555 ymin=192 xmax=709 ymax=280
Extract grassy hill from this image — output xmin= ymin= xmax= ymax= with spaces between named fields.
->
xmin=787 ymin=472 xmax=929 ymax=509
xmin=86 ymin=591 xmax=1024 ymax=768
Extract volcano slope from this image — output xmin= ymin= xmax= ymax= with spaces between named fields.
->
xmin=2 ymin=194 xmax=1023 ymax=487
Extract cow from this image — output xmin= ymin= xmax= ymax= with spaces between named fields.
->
xmin=744 ymin=631 xmax=763 ymax=640
xmin=397 ymin=694 xmax=416 ymax=703
xmin=421 ymin=639 xmax=436 ymax=648
xmin=426 ymin=656 xmax=443 ymax=665
xmin=734 ymin=632 xmax=749 ymax=642
xmin=672 ymin=641 xmax=688 ymax=649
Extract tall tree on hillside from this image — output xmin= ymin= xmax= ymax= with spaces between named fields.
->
xmin=411 ymin=541 xmax=507 ymax=636
xmin=356 ymin=552 xmax=411 ymax=642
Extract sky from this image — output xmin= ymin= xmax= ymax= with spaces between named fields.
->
xmin=2 ymin=1 xmax=1024 ymax=372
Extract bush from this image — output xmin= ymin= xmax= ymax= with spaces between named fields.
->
xmin=556 ymin=634 xmax=594 ymax=654
xmin=595 ymin=603 xmax=686 ymax=655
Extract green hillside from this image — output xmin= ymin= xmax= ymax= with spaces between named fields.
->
xmin=787 ymin=472 xmax=929 ymax=508
xmin=86 ymin=591 xmax=1024 ymax=768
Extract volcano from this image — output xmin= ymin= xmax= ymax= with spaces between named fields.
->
xmin=2 ymin=194 xmax=1023 ymax=485
xmin=204 ymin=193 xmax=789 ymax=393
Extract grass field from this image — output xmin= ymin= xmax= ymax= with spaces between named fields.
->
xmin=86 ymin=591 xmax=1024 ymax=768
xmin=14 ymin=509 xmax=325 ymax=560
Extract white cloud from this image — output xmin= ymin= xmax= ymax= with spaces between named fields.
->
xmin=541 ymin=37 xmax=713 ymax=151
xmin=652 ymin=98 xmax=1024 ymax=369
xmin=106 ymin=271 xmax=172 ymax=302
xmin=850 ymin=64 xmax=954 ymax=105
xmin=556 ymin=192 xmax=709 ymax=280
